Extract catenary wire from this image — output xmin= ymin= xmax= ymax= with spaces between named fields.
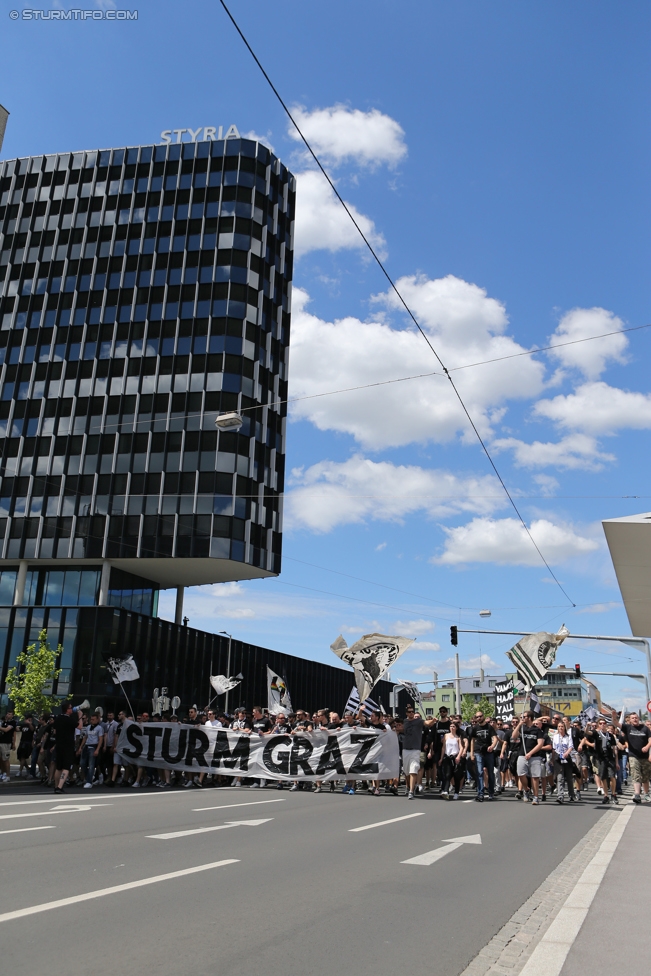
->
xmin=216 ymin=0 xmax=581 ymax=607
xmin=83 ymin=319 xmax=651 ymax=435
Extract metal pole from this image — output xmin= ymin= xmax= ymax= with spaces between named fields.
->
xmin=225 ymin=634 xmax=232 ymax=714
xmin=455 ymin=652 xmax=461 ymax=716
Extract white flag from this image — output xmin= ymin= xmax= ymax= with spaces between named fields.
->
xmin=107 ymin=655 xmax=139 ymax=685
xmin=210 ymin=674 xmax=243 ymax=696
xmin=330 ymin=633 xmax=415 ymax=702
xmin=267 ymin=666 xmax=292 ymax=715
xmin=505 ymin=625 xmax=569 ymax=693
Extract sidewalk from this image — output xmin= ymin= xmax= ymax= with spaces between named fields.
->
xmin=560 ymin=805 xmax=650 ymax=976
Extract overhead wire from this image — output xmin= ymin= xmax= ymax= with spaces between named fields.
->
xmin=215 ymin=0 xmax=647 ymax=607
xmin=83 ymin=320 xmax=651 ymax=434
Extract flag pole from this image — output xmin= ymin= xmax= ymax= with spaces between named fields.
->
xmin=108 ymin=663 xmax=135 ymax=718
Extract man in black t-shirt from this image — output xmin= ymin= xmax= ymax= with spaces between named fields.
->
xmin=0 ymin=710 xmax=17 ymax=782
xmin=469 ymin=709 xmax=498 ymax=801
xmin=583 ymin=718 xmax=619 ymax=804
xmin=53 ymin=702 xmax=82 ymax=793
xmin=514 ymin=711 xmax=546 ymax=804
xmin=249 ymin=706 xmax=273 ymax=790
xmin=618 ymin=712 xmax=651 ymax=804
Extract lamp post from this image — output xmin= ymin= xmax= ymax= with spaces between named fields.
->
xmin=219 ymin=631 xmax=233 ymax=714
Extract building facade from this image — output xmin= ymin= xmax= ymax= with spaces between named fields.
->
xmin=0 ymin=134 xmax=295 ymax=702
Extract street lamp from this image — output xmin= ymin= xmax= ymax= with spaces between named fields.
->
xmin=219 ymin=631 xmax=233 ymax=713
xmin=215 ymin=412 xmax=243 ymax=432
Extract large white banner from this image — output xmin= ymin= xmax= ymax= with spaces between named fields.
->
xmin=116 ymin=722 xmax=400 ymax=781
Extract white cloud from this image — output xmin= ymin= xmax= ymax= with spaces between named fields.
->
xmin=390 ymin=619 xmax=434 ymax=636
xmin=532 ymin=474 xmax=560 ymax=495
xmin=412 ymin=642 xmax=441 ymax=652
xmin=441 ymin=655 xmax=498 ymax=671
xmin=285 ymin=455 xmax=503 ymax=533
xmin=548 ymin=307 xmax=627 ymax=380
xmin=577 ymin=602 xmax=622 ymax=614
xmin=288 ymin=104 xmax=407 ymax=169
xmin=289 ymin=278 xmax=545 ymax=450
xmin=493 ymin=433 xmax=615 ymax=471
xmin=534 ymin=381 xmax=651 ymax=435
xmin=433 ymin=516 xmax=599 ymax=566
xmin=375 ymin=542 xmax=387 ymax=551
xmin=157 ymin=580 xmax=321 ymax=626
xmin=412 ymin=661 xmax=440 ymax=674
xmin=241 ymin=129 xmax=275 ymax=152
xmin=293 ymin=170 xmax=386 ymax=258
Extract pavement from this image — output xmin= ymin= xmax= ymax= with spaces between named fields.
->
xmin=0 ymin=781 xmax=645 ymax=976
xmin=559 ymin=800 xmax=650 ymax=976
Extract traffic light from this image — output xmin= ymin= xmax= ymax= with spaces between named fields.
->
xmin=450 ymin=625 xmax=458 ymax=646
xmin=574 ymin=664 xmax=581 ymax=677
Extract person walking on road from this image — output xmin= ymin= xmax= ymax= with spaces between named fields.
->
xmin=514 ymin=711 xmax=546 ymax=805
xmin=440 ymin=721 xmax=467 ymax=799
xmin=616 ymin=711 xmax=651 ymax=805
xmin=583 ymin=718 xmax=619 ymax=805
xmin=551 ymin=720 xmax=576 ymax=802
xmin=469 ymin=710 xmax=498 ymax=802
xmin=402 ymin=704 xmax=424 ymax=800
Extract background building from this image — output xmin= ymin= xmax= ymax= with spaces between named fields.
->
xmin=0 ymin=134 xmax=296 ymax=707
xmin=531 ymin=664 xmax=601 ymax=718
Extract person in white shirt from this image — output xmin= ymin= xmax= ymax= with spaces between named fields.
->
xmin=551 ymin=720 xmax=576 ymax=803
xmin=204 ymin=710 xmax=223 ymax=728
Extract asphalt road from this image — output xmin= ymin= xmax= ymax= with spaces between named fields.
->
xmin=0 ymin=784 xmax=615 ymax=976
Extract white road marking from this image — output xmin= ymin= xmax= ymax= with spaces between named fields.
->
xmin=517 ymin=805 xmax=634 ymax=976
xmin=401 ymin=833 xmax=482 ymax=865
xmin=441 ymin=833 xmax=482 ymax=844
xmin=148 ymin=817 xmax=274 ymax=840
xmin=193 ymin=799 xmax=286 ymax=813
xmin=462 ymin=800 xmax=474 ymax=804
xmin=349 ymin=812 xmax=426 ymax=832
xmin=0 ymin=826 xmax=56 ymax=836
xmin=0 ymin=792 xmax=189 ymax=808
xmin=0 ymin=804 xmax=111 ymax=822
xmin=402 ymin=842 xmax=463 ymax=865
xmin=0 ymin=859 xmax=239 ymax=923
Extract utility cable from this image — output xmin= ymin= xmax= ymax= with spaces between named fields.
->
xmin=218 ymin=0 xmax=575 ymax=606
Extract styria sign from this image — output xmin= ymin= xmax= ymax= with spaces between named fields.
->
xmin=159 ymin=125 xmax=241 ymax=145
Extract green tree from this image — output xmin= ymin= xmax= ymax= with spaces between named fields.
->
xmin=461 ymin=693 xmax=495 ymax=723
xmin=5 ymin=629 xmax=68 ymax=718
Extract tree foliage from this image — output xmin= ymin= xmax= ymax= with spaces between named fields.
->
xmin=461 ymin=693 xmax=495 ymax=723
xmin=5 ymin=629 xmax=68 ymax=718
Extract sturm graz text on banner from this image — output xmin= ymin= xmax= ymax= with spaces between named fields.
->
xmin=116 ymin=723 xmax=400 ymax=782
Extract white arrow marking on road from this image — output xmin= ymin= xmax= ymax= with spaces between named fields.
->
xmin=441 ymin=834 xmax=482 ymax=844
xmin=0 ymin=825 xmax=57 ymax=836
xmin=147 ymin=818 xmax=274 ymax=840
xmin=349 ymin=812 xmax=426 ymax=832
xmin=401 ymin=833 xmax=482 ymax=865
xmin=0 ymin=804 xmax=111 ymax=821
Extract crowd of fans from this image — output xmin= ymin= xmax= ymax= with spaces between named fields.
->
xmin=1 ymin=701 xmax=650 ymax=803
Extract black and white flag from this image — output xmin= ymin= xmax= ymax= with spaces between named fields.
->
xmin=330 ymin=633 xmax=415 ymax=701
xmin=530 ymin=690 xmax=542 ymax=715
xmin=505 ymin=625 xmax=569 ymax=693
xmin=210 ymin=673 xmax=243 ymax=696
xmin=267 ymin=666 xmax=292 ymax=715
xmin=107 ymin=654 xmax=140 ymax=685
xmin=401 ymin=680 xmax=423 ymax=707
xmin=494 ymin=678 xmax=515 ymax=721
xmin=344 ymin=686 xmax=380 ymax=718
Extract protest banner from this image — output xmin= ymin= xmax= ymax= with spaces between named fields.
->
xmin=116 ymin=722 xmax=400 ymax=782
xmin=494 ymin=678 xmax=515 ymax=721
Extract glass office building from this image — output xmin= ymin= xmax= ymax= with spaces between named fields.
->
xmin=0 ymin=135 xmax=295 ymax=704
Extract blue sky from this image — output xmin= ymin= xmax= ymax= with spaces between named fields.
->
xmin=2 ymin=1 xmax=650 ymax=710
